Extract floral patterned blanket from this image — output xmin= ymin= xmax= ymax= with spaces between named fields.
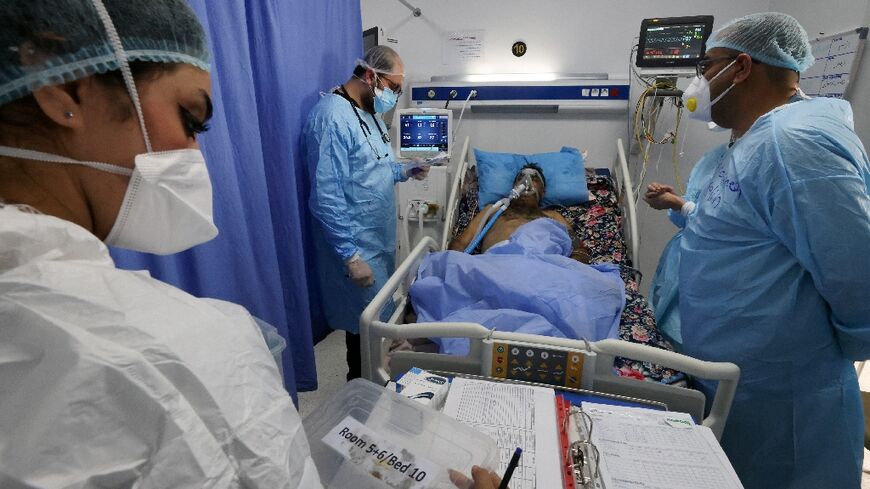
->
xmin=450 ymin=167 xmax=684 ymax=384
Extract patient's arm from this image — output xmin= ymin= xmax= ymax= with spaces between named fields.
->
xmin=449 ymin=204 xmax=493 ymax=252
xmin=545 ymin=210 xmax=591 ymax=264
xmin=571 ymin=240 xmax=592 ymax=264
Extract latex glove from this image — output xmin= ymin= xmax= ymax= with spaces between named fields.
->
xmin=346 ymin=256 xmax=374 ymax=288
xmin=448 ymin=466 xmax=504 ymax=489
xmin=404 ymin=158 xmax=431 ymax=180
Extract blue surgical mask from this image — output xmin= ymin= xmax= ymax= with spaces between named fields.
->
xmin=373 ymin=80 xmax=398 ymax=113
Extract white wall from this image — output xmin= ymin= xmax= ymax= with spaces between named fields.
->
xmin=363 ymin=0 xmax=867 ymax=293
xmin=770 ymin=0 xmax=870 ymax=145
xmin=858 ymin=1 xmax=870 ymax=141
xmin=768 ymin=0 xmax=868 ymax=38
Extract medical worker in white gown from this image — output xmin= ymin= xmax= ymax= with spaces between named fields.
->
xmin=0 ymin=1 xmax=322 ymax=487
xmin=0 ymin=2 xmax=502 ymax=488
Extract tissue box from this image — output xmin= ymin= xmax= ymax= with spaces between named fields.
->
xmin=395 ymin=367 xmax=450 ymax=409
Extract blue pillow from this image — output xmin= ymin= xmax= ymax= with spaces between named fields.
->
xmin=474 ymin=146 xmax=588 ymax=210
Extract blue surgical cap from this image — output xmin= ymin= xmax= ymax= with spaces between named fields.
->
xmin=707 ymin=12 xmax=815 ymax=73
xmin=0 ymin=0 xmax=210 ymax=107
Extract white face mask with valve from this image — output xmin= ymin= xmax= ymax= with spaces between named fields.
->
xmin=0 ymin=0 xmax=217 ymax=255
xmin=682 ymin=59 xmax=738 ymax=123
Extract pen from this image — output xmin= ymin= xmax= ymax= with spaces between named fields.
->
xmin=498 ymin=447 xmax=522 ymax=489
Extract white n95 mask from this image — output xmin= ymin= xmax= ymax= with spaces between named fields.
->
xmin=105 ymin=149 xmax=218 ymax=254
xmin=682 ymin=59 xmax=738 ymax=123
xmin=0 ymin=145 xmax=218 ymax=255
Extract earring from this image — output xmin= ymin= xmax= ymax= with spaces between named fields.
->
xmin=63 ymin=111 xmax=74 ymax=119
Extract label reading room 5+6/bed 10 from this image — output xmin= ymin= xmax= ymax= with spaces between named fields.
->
xmin=321 ymin=415 xmax=444 ymax=488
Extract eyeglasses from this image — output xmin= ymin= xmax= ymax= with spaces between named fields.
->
xmin=695 ymin=56 xmax=739 ymax=78
xmin=695 ymin=54 xmax=762 ymax=78
xmin=378 ymin=74 xmax=404 ymax=96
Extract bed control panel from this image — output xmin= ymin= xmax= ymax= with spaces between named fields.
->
xmin=487 ymin=341 xmax=592 ymax=390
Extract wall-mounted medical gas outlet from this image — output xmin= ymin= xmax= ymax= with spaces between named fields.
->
xmin=411 ymin=78 xmax=630 ymax=113
xmin=408 ymin=200 xmax=440 ymax=219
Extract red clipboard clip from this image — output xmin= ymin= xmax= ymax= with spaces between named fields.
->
xmin=556 ymin=395 xmax=577 ymax=489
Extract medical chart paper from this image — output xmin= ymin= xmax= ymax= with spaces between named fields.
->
xmin=442 ymin=378 xmax=562 ymax=489
xmin=583 ymin=402 xmax=744 ymax=489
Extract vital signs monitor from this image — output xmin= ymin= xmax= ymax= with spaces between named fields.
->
xmin=396 ymin=108 xmax=452 ymax=160
xmin=636 ymin=16 xmax=714 ymax=69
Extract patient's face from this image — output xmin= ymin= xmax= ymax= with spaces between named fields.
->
xmin=513 ymin=171 xmax=545 ymax=207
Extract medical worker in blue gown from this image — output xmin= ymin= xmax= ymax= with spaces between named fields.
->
xmin=304 ymin=46 xmax=429 ymax=380
xmin=678 ymin=12 xmax=870 ymax=488
xmin=643 ymin=145 xmax=726 ymax=349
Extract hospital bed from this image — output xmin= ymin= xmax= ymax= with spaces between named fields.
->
xmin=360 ymin=236 xmax=739 ymax=438
xmin=361 ymin=139 xmax=740 ymax=438
xmin=439 ymin=138 xmax=673 ymax=382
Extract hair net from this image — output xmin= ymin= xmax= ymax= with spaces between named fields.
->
xmin=0 ymin=0 xmax=210 ymax=107
xmin=356 ymin=45 xmax=403 ymax=76
xmin=706 ymin=12 xmax=814 ymax=72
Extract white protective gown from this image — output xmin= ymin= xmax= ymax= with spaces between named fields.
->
xmin=0 ymin=206 xmax=322 ymax=489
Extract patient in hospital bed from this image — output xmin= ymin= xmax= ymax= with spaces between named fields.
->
xmin=448 ymin=164 xmax=591 ymax=263
xmin=411 ymin=165 xmax=626 ymax=356
xmin=392 ymin=160 xmax=684 ymax=383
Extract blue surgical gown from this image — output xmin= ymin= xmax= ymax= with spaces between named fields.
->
xmin=680 ymin=97 xmax=870 ymax=488
xmin=303 ymin=93 xmax=406 ymax=333
xmin=649 ymin=144 xmax=728 ymax=349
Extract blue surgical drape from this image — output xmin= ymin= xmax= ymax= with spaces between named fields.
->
xmin=111 ymin=0 xmax=362 ymax=397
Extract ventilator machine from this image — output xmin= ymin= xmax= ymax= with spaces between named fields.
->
xmin=395 ymin=108 xmax=455 ymax=260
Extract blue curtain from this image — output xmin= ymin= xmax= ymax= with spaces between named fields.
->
xmin=111 ymin=0 xmax=362 ymax=398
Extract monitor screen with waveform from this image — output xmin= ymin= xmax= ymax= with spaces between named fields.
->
xmin=637 ymin=16 xmax=714 ymax=68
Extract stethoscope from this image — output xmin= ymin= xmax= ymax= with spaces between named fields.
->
xmin=334 ymin=85 xmax=390 ymax=160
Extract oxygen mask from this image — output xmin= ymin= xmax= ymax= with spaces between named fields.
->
xmin=517 ymin=169 xmax=542 ymax=199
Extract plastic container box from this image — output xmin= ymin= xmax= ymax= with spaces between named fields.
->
xmin=303 ymin=378 xmax=499 ymax=489
xmin=253 ymin=316 xmax=286 ymax=380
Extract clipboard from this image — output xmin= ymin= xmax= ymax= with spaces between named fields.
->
xmin=557 ymin=395 xmax=605 ymax=489
xmin=556 ymin=396 xmax=577 ymax=489
xmin=430 ymin=370 xmax=667 ymax=489
xmin=429 ymin=371 xmax=742 ymax=489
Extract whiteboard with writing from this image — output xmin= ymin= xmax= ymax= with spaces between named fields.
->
xmin=801 ymin=27 xmax=868 ymax=99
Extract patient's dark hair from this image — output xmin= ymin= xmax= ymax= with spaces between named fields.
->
xmin=516 ymin=163 xmax=546 ymax=188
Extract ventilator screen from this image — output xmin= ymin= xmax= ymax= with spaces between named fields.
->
xmin=400 ymin=114 xmax=450 ymax=153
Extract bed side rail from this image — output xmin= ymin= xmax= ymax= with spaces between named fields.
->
xmin=361 ymin=237 xmax=442 ymax=384
xmin=593 ymin=339 xmax=740 ymax=439
xmin=442 ymin=136 xmax=470 ymax=251
xmin=613 ymin=138 xmax=640 ymax=272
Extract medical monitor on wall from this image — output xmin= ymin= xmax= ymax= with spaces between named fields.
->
xmin=396 ymin=108 xmax=452 ymax=159
xmin=363 ymin=27 xmax=379 ymax=53
xmin=636 ymin=16 xmax=714 ymax=68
